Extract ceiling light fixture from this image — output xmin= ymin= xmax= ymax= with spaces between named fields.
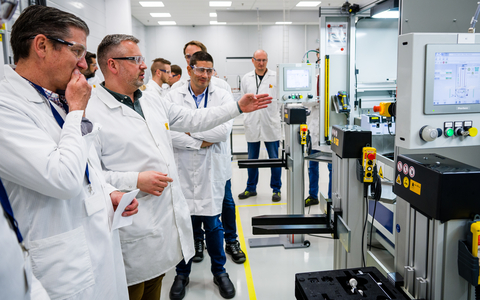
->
xmin=150 ymin=13 xmax=171 ymax=17
xmin=210 ymin=13 xmax=217 ymax=17
xmin=210 ymin=21 xmax=227 ymax=24
xmin=276 ymin=21 xmax=292 ymax=24
xmin=158 ymin=21 xmax=176 ymax=25
xmin=209 ymin=1 xmax=232 ymax=7
xmin=139 ymin=1 xmax=164 ymax=7
xmin=296 ymin=1 xmax=321 ymax=7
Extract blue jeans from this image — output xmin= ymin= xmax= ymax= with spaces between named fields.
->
xmin=246 ymin=141 xmax=282 ymax=193
xmin=193 ymin=180 xmax=237 ymax=243
xmin=307 ymin=149 xmax=332 ymax=199
xmin=177 ymin=214 xmax=226 ymax=277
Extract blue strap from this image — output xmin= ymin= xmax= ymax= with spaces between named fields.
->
xmin=0 ymin=178 xmax=23 ymax=243
xmin=29 ymin=81 xmax=91 ymax=185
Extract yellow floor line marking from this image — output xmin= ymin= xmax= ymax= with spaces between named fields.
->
xmin=236 ymin=205 xmax=256 ymax=300
xmin=237 ymin=203 xmax=286 ymax=208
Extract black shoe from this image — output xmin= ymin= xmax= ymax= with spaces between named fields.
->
xmin=272 ymin=192 xmax=281 ymax=202
xmin=169 ymin=275 xmax=189 ymax=300
xmin=238 ymin=191 xmax=257 ymax=199
xmin=225 ymin=240 xmax=246 ymax=264
xmin=192 ymin=239 xmax=204 ymax=263
xmin=305 ymin=196 xmax=319 ymax=207
xmin=214 ymin=273 xmax=236 ymax=299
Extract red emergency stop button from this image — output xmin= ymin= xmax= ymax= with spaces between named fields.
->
xmin=367 ymin=153 xmax=376 ymax=160
xmin=302 ymin=127 xmax=307 ymax=131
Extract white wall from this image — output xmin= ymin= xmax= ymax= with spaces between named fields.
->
xmin=132 ymin=16 xmax=147 ymax=61
xmin=143 ymin=25 xmax=320 ymax=82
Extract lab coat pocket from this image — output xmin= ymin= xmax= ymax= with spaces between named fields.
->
xmin=29 ymin=226 xmax=95 ymax=299
xmin=84 ymin=193 xmax=105 ymax=216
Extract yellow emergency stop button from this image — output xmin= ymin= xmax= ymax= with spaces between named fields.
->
xmin=469 ymin=127 xmax=478 ymax=137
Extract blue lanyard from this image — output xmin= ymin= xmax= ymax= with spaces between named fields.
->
xmin=29 ymin=82 xmax=91 ymax=184
xmin=0 ymin=178 xmax=23 ymax=243
xmin=190 ymin=84 xmax=208 ymax=108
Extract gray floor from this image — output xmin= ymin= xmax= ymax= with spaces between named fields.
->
xmin=160 ymin=130 xmax=334 ymax=300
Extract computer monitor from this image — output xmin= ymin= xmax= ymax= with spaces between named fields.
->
xmin=284 ymin=68 xmax=311 ymax=91
xmin=424 ymin=44 xmax=480 ymax=114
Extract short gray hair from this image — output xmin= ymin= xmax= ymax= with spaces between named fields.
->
xmin=97 ymin=34 xmax=140 ymax=73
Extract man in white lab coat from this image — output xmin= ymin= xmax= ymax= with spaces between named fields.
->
xmin=172 ymin=40 xmax=247 ymax=266
xmin=144 ymin=57 xmax=172 ymax=98
xmin=86 ymin=34 xmax=271 ymax=300
xmin=239 ymin=49 xmax=283 ymax=202
xmin=0 ymin=6 xmax=138 ymax=300
xmin=167 ymin=51 xmax=235 ymax=300
xmin=81 ymin=51 xmax=101 ymax=86
xmin=170 ymin=64 xmax=182 ymax=86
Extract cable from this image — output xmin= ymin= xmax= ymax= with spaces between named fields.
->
xmin=361 ymin=184 xmax=368 ymax=268
xmin=307 ymin=234 xmax=333 ymax=239
xmin=368 ymin=168 xmax=382 ymax=251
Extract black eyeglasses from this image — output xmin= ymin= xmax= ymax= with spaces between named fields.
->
xmin=29 ymin=35 xmax=86 ymax=60
xmin=112 ymin=56 xmax=145 ymax=65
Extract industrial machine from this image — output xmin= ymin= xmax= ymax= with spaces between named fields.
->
xmin=393 ymin=32 xmax=480 ymax=300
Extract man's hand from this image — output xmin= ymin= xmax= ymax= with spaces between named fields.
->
xmin=65 ymin=69 xmax=92 ymax=113
xmin=201 ymin=141 xmax=213 ymax=148
xmin=137 ymin=171 xmax=173 ymax=196
xmin=110 ymin=191 xmax=139 ymax=217
xmin=238 ymin=93 xmax=272 ymax=113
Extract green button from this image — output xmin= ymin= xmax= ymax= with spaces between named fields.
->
xmin=292 ymin=95 xmax=296 ymax=99
xmin=445 ymin=128 xmax=454 ymax=137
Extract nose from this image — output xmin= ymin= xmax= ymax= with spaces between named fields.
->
xmin=94 ymin=66 xmax=98 ymax=71
xmin=77 ymin=57 xmax=88 ymax=70
xmin=140 ymin=61 xmax=147 ymax=70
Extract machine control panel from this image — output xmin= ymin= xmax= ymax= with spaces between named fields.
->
xmin=282 ymin=93 xmax=314 ymax=101
xmin=419 ymin=121 xmax=477 ymax=142
xmin=277 ymin=63 xmax=316 ymax=103
xmin=299 ymin=124 xmax=308 ymax=145
xmin=362 ymin=147 xmax=376 ymax=183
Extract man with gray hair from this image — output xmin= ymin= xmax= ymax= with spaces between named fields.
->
xmin=144 ymin=57 xmax=172 ymax=98
xmin=0 ymin=5 xmax=138 ymax=300
xmin=87 ymin=34 xmax=272 ymax=300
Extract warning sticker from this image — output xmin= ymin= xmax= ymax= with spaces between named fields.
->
xmin=403 ymin=163 xmax=409 ymax=175
xmin=403 ymin=177 xmax=409 ymax=188
xmin=397 ymin=161 xmax=403 ymax=172
xmin=396 ymin=174 xmax=401 ymax=185
xmin=409 ymin=166 xmax=415 ymax=178
xmin=410 ymin=179 xmax=421 ymax=195
xmin=379 ymin=166 xmax=384 ymax=179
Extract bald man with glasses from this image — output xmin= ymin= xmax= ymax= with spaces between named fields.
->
xmin=144 ymin=57 xmax=172 ymax=99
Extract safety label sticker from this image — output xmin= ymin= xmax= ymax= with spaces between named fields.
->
xmin=403 ymin=177 xmax=409 ymax=188
xmin=397 ymin=161 xmax=403 ymax=172
xmin=410 ymin=179 xmax=421 ymax=195
xmin=379 ymin=166 xmax=384 ymax=179
xmin=396 ymin=174 xmax=401 ymax=185
xmin=403 ymin=163 xmax=409 ymax=175
xmin=409 ymin=166 xmax=415 ymax=178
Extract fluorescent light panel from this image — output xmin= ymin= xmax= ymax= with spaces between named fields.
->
xmin=296 ymin=1 xmax=321 ymax=7
xmin=150 ymin=13 xmax=171 ymax=17
xmin=210 ymin=13 xmax=217 ymax=17
xmin=276 ymin=21 xmax=292 ymax=24
xmin=209 ymin=1 xmax=232 ymax=7
xmin=372 ymin=9 xmax=399 ymax=18
xmin=210 ymin=21 xmax=226 ymax=24
xmin=158 ymin=21 xmax=176 ymax=25
xmin=139 ymin=1 xmax=164 ymax=7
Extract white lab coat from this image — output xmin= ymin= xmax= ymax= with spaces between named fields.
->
xmin=167 ymin=82 xmax=233 ymax=216
xmin=86 ymin=74 xmax=102 ymax=87
xmin=172 ymin=75 xmax=233 ymax=95
xmin=144 ymin=79 xmax=170 ymax=99
xmin=0 ymin=206 xmax=50 ymax=300
xmin=241 ymin=69 xmax=282 ymax=142
xmin=86 ymin=84 xmax=240 ymax=285
xmin=0 ymin=66 xmax=128 ymax=300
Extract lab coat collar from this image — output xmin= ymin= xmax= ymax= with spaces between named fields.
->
xmin=178 ymin=79 xmax=218 ymax=96
xmin=93 ymin=84 xmax=144 ymax=121
xmin=4 ymin=65 xmax=47 ymax=104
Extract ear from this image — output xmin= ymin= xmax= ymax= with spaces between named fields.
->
xmin=187 ymin=65 xmax=193 ymax=77
xmin=32 ymin=34 xmax=49 ymax=59
xmin=107 ymin=58 xmax=119 ymax=75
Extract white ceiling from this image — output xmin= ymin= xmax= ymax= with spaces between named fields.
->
xmin=131 ymin=0 xmax=375 ymax=26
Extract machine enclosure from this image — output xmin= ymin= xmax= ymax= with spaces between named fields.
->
xmin=393 ymin=154 xmax=480 ymax=222
xmin=331 ymin=125 xmax=372 ymax=159
xmin=284 ymin=106 xmax=307 ymax=125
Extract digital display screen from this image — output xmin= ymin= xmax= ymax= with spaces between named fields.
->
xmin=433 ymin=52 xmax=480 ymax=106
xmin=284 ymin=69 xmax=310 ymax=90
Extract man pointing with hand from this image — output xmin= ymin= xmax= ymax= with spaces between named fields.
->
xmin=86 ymin=34 xmax=271 ymax=300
